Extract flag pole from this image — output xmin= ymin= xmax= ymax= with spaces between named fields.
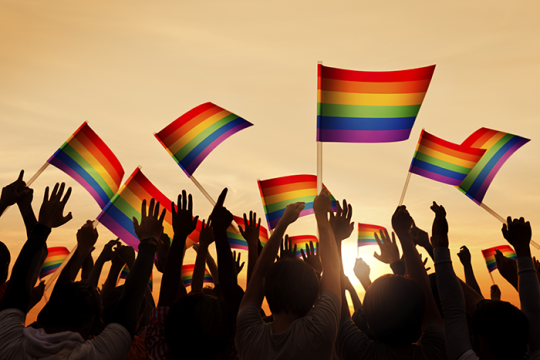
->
xmin=316 ymin=61 xmax=323 ymax=195
xmin=489 ymin=271 xmax=495 ymax=285
xmin=27 ymin=162 xmax=50 ymax=187
xmin=190 ymin=175 xmax=216 ymax=207
xmin=480 ymin=203 xmax=540 ymax=249
xmin=44 ymin=244 xmax=78 ymax=292
xmin=398 ymin=172 xmax=412 ymax=206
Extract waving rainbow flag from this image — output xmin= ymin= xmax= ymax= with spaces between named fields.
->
xmin=181 ymin=264 xmax=213 ymax=287
xmin=409 ymin=130 xmax=486 ymax=186
xmin=155 ymin=102 xmax=253 ymax=177
xmin=257 ymin=175 xmax=337 ymax=230
xmin=227 ymin=215 xmax=270 ymax=250
xmin=40 ymin=247 xmax=70 ymax=279
xmin=289 ymin=235 xmax=318 ymax=257
xmin=47 ymin=122 xmax=124 ymax=209
xmin=458 ymin=128 xmax=530 ymax=204
xmin=317 ymin=64 xmax=435 ymax=143
xmin=96 ymin=168 xmax=202 ymax=250
xmin=357 ymin=223 xmax=386 ymax=247
xmin=119 ymin=265 xmax=154 ymax=291
xmin=481 ymin=245 xmax=517 ymax=272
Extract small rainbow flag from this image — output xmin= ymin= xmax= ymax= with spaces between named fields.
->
xmin=227 ymin=215 xmax=270 ymax=251
xmin=289 ymin=235 xmax=318 ymax=258
xmin=96 ymin=168 xmax=202 ymax=250
xmin=481 ymin=245 xmax=517 ymax=273
xmin=357 ymin=223 xmax=386 ymax=247
xmin=47 ymin=122 xmax=124 ymax=209
xmin=257 ymin=174 xmax=337 ymax=230
xmin=459 ymin=128 xmax=530 ymax=204
xmin=40 ymin=247 xmax=70 ymax=279
xmin=181 ymin=264 xmax=213 ymax=287
xmin=409 ymin=130 xmax=486 ymax=186
xmin=119 ymin=265 xmax=154 ymax=291
xmin=155 ymin=102 xmax=253 ymax=177
xmin=317 ymin=64 xmax=436 ymax=143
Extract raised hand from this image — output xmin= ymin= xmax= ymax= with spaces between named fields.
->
xmin=210 ymin=188 xmax=233 ymax=232
xmin=116 ymin=244 xmax=136 ymax=269
xmin=199 ymin=219 xmax=215 ymax=248
xmin=233 ymin=251 xmax=245 ymax=274
xmin=134 ymin=198 xmax=166 ymax=241
xmin=0 ymin=170 xmax=33 ymax=209
xmin=373 ymin=229 xmax=400 ymax=265
xmin=495 ymin=248 xmax=518 ymax=290
xmin=457 ymin=246 xmax=472 ymax=266
xmin=502 ymin=216 xmax=532 ymax=257
xmin=279 ymin=235 xmax=297 ymax=261
xmin=313 ymin=188 xmax=331 ymax=220
xmin=239 ymin=211 xmax=261 ymax=248
xmin=420 ymin=253 xmax=431 ymax=272
xmin=76 ymin=220 xmax=99 ymax=255
xmin=281 ymin=202 xmax=305 ymax=226
xmin=410 ymin=221 xmax=430 ymax=249
xmin=38 ymin=183 xmax=72 ymax=228
xmin=99 ymin=239 xmax=120 ymax=262
xmin=430 ymin=202 xmax=449 ymax=249
xmin=329 ymin=199 xmax=354 ymax=242
xmin=155 ymin=233 xmax=171 ymax=273
xmin=354 ymin=257 xmax=371 ymax=290
xmin=491 ymin=284 xmax=501 ymax=301
xmin=301 ymin=241 xmax=322 ymax=275
xmin=391 ymin=205 xmax=413 ymax=237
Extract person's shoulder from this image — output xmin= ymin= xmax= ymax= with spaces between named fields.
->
xmin=0 ymin=308 xmax=25 ymax=322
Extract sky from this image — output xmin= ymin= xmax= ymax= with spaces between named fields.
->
xmin=1 ymin=0 xmax=540 ymax=323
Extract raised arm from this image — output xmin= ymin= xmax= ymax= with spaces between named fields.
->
xmin=57 ymin=220 xmax=98 ymax=285
xmin=353 ymin=258 xmax=371 ymax=292
xmin=502 ymin=216 xmax=540 ymax=353
xmin=0 ymin=170 xmax=33 ymax=217
xmin=240 ymin=201 xmax=305 ymax=309
xmin=393 ymin=205 xmax=442 ymax=326
xmin=0 ymin=183 xmax=72 ymax=313
xmin=373 ymin=228 xmax=403 ymax=276
xmin=238 ymin=211 xmax=262 ymax=285
xmin=158 ymin=190 xmax=198 ymax=307
xmin=110 ymin=199 xmax=163 ymax=337
xmin=192 ymin=219 xmax=213 ymax=292
xmin=457 ymin=245 xmax=483 ymax=297
xmin=86 ymin=239 xmax=119 ymax=288
xmin=101 ymin=246 xmax=130 ymax=303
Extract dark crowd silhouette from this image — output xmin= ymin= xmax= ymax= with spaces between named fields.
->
xmin=0 ymin=170 xmax=538 ymax=359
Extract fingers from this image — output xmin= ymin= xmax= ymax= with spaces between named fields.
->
xmin=216 ymin=188 xmax=228 ymax=208
xmin=188 ymin=193 xmax=193 ymax=215
xmin=309 ymin=240 xmax=315 ymax=255
xmin=181 ymin=190 xmax=187 ymax=210
xmin=43 ymin=186 xmax=50 ymax=203
xmin=374 ymin=231 xmax=383 ymax=249
xmin=17 ymin=170 xmax=24 ymax=182
xmin=141 ymin=199 xmax=147 ymax=220
xmin=373 ymin=252 xmax=382 ymax=262
xmin=301 ymin=248 xmax=307 ymax=261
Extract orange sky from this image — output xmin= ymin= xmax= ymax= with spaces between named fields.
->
xmin=2 ymin=0 xmax=540 ymax=322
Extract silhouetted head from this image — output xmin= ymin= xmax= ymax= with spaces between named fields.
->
xmin=165 ymin=293 xmax=232 ymax=360
xmin=471 ymin=300 xmax=528 ymax=360
xmin=265 ymin=259 xmax=320 ymax=318
xmin=0 ymin=241 xmax=10 ymax=284
xmin=363 ymin=274 xmax=425 ymax=346
xmin=38 ymin=281 xmax=101 ymax=339
xmin=101 ymin=285 xmax=146 ymax=330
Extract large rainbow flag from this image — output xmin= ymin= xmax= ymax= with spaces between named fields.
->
xmin=257 ymin=175 xmax=337 ymax=230
xmin=357 ymin=223 xmax=386 ymax=247
xmin=409 ymin=130 xmax=486 ymax=186
xmin=227 ymin=215 xmax=270 ymax=251
xmin=181 ymin=264 xmax=213 ymax=287
xmin=481 ymin=245 xmax=517 ymax=273
xmin=155 ymin=102 xmax=253 ymax=177
xmin=39 ymin=247 xmax=70 ymax=279
xmin=119 ymin=265 xmax=153 ymax=291
xmin=96 ymin=168 xmax=202 ymax=250
xmin=317 ymin=64 xmax=436 ymax=143
xmin=289 ymin=235 xmax=318 ymax=258
xmin=458 ymin=128 xmax=530 ymax=204
xmin=47 ymin=122 xmax=124 ymax=209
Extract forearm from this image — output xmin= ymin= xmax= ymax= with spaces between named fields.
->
xmin=346 ymin=283 xmax=362 ymax=312
xmin=205 ymin=252 xmax=219 ymax=285
xmin=158 ymin=233 xmax=187 ymax=307
xmin=192 ymin=244 xmax=209 ymax=291
xmin=57 ymin=248 xmax=87 ymax=284
xmin=101 ymin=263 xmax=123 ymax=302
xmin=318 ymin=217 xmax=342 ymax=298
xmin=111 ymin=243 xmax=156 ymax=337
xmin=518 ymin=256 xmax=540 ymax=353
xmin=17 ymin=202 xmax=37 ymax=238
xmin=86 ymin=257 xmax=106 ymax=289
xmin=390 ymin=259 xmax=406 ymax=276
xmin=434 ymin=247 xmax=472 ymax=359
xmin=422 ymin=243 xmax=435 ymax=261
xmin=462 ymin=263 xmax=482 ymax=297
xmin=215 ymin=229 xmax=240 ymax=311
xmin=0 ymin=224 xmax=51 ymax=312
xmin=247 ymin=242 xmax=258 ymax=285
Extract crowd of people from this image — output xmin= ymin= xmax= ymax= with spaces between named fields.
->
xmin=0 ymin=170 xmax=538 ymax=359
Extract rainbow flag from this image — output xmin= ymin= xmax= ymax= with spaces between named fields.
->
xmin=257 ymin=175 xmax=337 ymax=230
xmin=119 ymin=265 xmax=153 ymax=291
xmin=317 ymin=64 xmax=436 ymax=143
xmin=357 ymin=223 xmax=386 ymax=247
xmin=289 ymin=235 xmax=318 ymax=258
xmin=47 ymin=122 xmax=124 ymax=209
xmin=481 ymin=245 xmax=517 ymax=272
xmin=39 ymin=247 xmax=70 ymax=279
xmin=409 ymin=130 xmax=486 ymax=186
xmin=96 ymin=168 xmax=202 ymax=250
xmin=227 ymin=215 xmax=270 ymax=250
xmin=458 ymin=128 xmax=530 ymax=204
xmin=181 ymin=264 xmax=213 ymax=287
xmin=155 ymin=102 xmax=253 ymax=177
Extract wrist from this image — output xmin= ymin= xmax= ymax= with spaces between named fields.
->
xmin=315 ymin=212 xmax=329 ymax=223
xmin=515 ymin=247 xmax=531 ymax=258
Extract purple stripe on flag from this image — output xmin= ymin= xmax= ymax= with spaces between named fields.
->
xmin=98 ymin=212 xmax=140 ymax=249
xmin=317 ymin=128 xmax=411 ymax=143
xmin=410 ymin=166 xmax=462 ymax=185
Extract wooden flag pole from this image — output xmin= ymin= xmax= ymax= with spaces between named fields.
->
xmin=489 ymin=271 xmax=495 ymax=285
xmin=189 ymin=175 xmax=216 ymax=206
xmin=480 ymin=203 xmax=540 ymax=250
xmin=398 ymin=173 xmax=412 ymax=206
xmin=27 ymin=162 xmax=50 ymax=187
xmin=317 ymin=142 xmax=323 ymax=194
